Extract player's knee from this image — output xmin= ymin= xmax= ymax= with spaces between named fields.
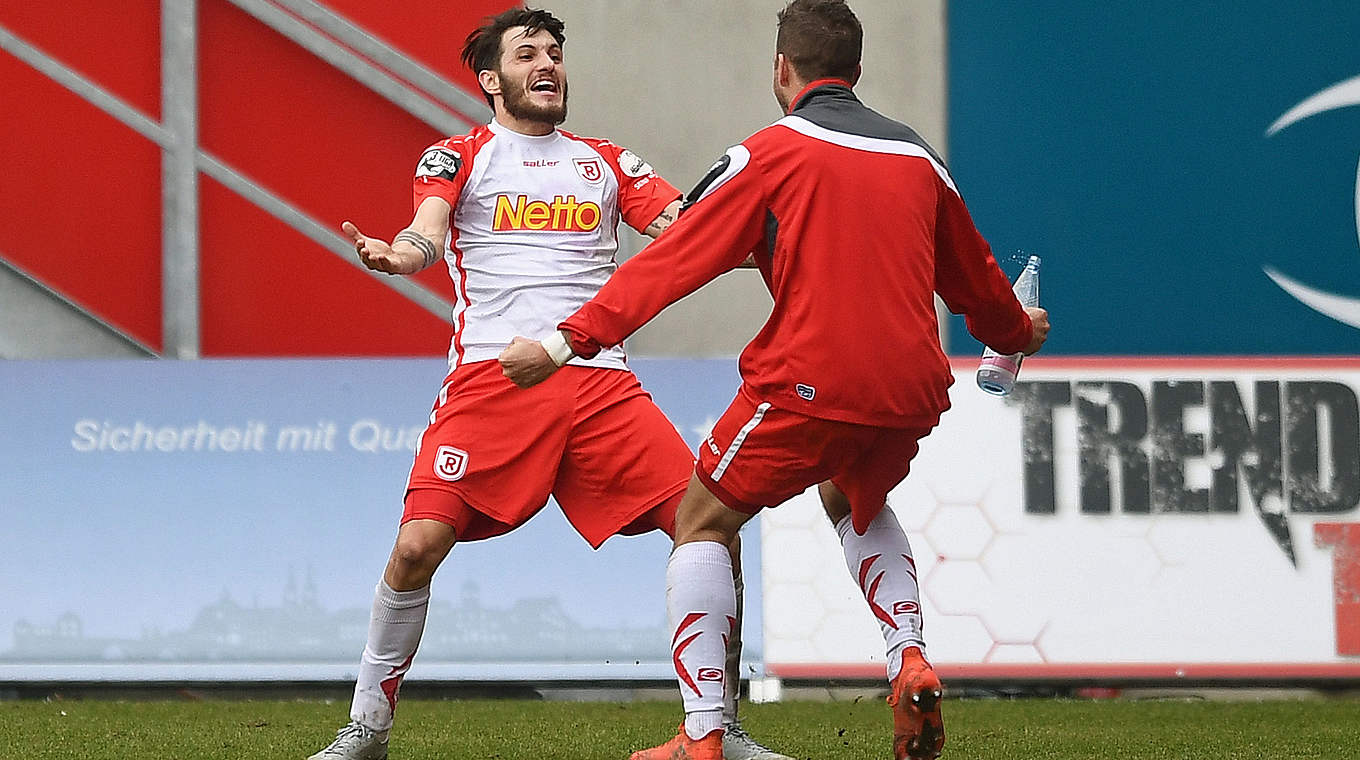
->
xmin=387 ymin=531 xmax=453 ymax=586
xmin=674 ymin=479 xmax=750 ymax=545
xmin=393 ymin=537 xmax=441 ymax=567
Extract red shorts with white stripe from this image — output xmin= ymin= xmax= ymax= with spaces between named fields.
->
xmin=403 ymin=361 xmax=693 ymax=548
xmin=696 ymin=385 xmax=934 ymax=535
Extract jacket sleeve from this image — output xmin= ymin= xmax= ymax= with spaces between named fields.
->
xmin=560 ymin=145 xmax=767 ymax=357
xmin=932 ymin=177 xmax=1033 ymax=355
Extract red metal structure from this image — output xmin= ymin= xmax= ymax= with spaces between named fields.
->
xmin=0 ymin=0 xmax=515 ymax=356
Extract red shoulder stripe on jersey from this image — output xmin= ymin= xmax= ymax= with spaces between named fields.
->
xmin=559 ymin=131 xmax=680 ymax=232
xmin=412 ymin=125 xmax=495 ymax=213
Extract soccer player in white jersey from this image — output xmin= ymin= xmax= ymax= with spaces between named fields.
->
xmin=307 ymin=8 xmax=790 ymax=760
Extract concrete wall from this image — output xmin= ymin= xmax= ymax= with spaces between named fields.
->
xmin=0 ymin=261 xmax=151 ymax=359
xmin=557 ymin=0 xmax=947 ymax=356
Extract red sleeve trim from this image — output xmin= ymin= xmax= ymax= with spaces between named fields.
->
xmin=566 ymin=133 xmax=681 ymax=232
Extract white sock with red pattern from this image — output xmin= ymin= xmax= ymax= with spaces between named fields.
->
xmin=835 ymin=509 xmax=925 ymax=682
xmin=667 ymin=541 xmax=735 ymax=740
xmin=349 ymin=580 xmax=430 ymax=734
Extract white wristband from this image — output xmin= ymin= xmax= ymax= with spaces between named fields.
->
xmin=540 ymin=330 xmax=575 ymax=368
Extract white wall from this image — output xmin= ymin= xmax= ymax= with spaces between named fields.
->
xmin=556 ymin=0 xmax=947 ymax=356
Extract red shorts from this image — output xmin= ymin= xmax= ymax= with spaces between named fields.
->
xmin=403 ymin=361 xmax=692 ymax=547
xmin=696 ymin=386 xmax=934 ymax=535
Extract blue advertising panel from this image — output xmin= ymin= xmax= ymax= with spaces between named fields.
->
xmin=0 ymin=359 xmax=759 ymax=681
xmin=947 ymin=2 xmax=1360 ymax=355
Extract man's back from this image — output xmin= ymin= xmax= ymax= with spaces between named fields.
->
xmin=737 ymin=84 xmax=962 ymax=427
xmin=563 ymin=82 xmax=1030 ymax=428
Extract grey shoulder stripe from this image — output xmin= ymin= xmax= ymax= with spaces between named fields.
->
xmin=774 ymin=115 xmax=958 ymax=195
xmin=683 ymin=145 xmax=752 ymax=211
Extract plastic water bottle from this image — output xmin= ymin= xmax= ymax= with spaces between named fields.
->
xmin=976 ymin=255 xmax=1040 ymax=397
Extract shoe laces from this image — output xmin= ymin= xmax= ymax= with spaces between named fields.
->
xmin=328 ymin=721 xmax=376 ymax=750
xmin=724 ymin=722 xmax=772 ymax=751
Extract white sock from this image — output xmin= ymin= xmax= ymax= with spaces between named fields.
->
xmin=667 ymin=541 xmax=735 ymax=740
xmin=836 ymin=509 xmax=925 ymax=681
xmin=349 ymin=580 xmax=430 ymax=733
xmin=722 ymin=566 xmax=744 ymax=725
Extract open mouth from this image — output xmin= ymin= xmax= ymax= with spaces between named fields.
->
xmin=530 ymin=79 xmax=559 ymax=95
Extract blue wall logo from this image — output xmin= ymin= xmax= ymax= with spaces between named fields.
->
xmin=1264 ymin=74 xmax=1360 ymax=330
xmin=947 ymin=5 xmax=1360 ymax=354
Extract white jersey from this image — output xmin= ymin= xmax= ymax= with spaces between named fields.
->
xmin=413 ymin=119 xmax=679 ymax=371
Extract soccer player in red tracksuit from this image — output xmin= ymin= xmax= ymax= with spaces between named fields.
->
xmin=308 ymin=8 xmax=791 ymax=760
xmin=498 ymin=2 xmax=1051 ymax=759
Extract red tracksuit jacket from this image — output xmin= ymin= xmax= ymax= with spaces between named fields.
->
xmin=561 ymin=80 xmax=1032 ymax=429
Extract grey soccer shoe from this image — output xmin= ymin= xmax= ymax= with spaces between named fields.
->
xmin=723 ymin=721 xmax=795 ymax=760
xmin=307 ymin=720 xmax=389 ymax=760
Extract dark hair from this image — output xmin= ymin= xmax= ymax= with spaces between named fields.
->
xmin=461 ymin=7 xmax=567 ymax=107
xmin=775 ymin=0 xmax=862 ymax=83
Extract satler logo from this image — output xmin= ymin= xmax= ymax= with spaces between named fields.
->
xmin=696 ymin=667 xmax=724 ymax=682
xmin=434 ymin=445 xmax=468 ymax=482
xmin=493 ymin=194 xmax=602 ymax=233
xmin=892 ymin=601 xmax=920 ymax=616
xmin=573 ymin=157 xmax=604 ymax=183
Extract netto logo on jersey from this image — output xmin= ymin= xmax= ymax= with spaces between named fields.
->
xmin=493 ymin=194 xmax=602 ymax=233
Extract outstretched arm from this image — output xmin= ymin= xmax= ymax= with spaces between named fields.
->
xmin=642 ymin=198 xmax=756 ymax=267
xmin=344 ymin=196 xmax=451 ymax=276
xmin=932 ymin=178 xmax=1035 ymax=355
xmin=562 ymin=145 xmax=767 ymax=354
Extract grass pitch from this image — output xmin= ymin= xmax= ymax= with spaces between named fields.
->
xmin=5 ymin=696 xmax=1360 ymax=759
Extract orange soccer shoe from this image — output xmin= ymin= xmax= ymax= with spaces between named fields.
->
xmin=629 ymin=724 xmax=723 ymax=760
xmin=887 ymin=647 xmax=945 ymax=760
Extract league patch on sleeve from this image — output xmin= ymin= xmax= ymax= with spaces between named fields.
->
xmin=617 ymin=149 xmax=654 ymax=178
xmin=415 ymin=146 xmax=461 ymax=181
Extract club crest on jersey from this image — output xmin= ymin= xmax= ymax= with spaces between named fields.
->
xmin=493 ymin=194 xmax=603 ymax=233
xmin=617 ymin=149 xmax=653 ymax=178
xmin=415 ymin=147 xmax=460 ymax=181
xmin=573 ymin=157 xmax=604 ymax=184
xmin=434 ymin=446 xmax=469 ymax=481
